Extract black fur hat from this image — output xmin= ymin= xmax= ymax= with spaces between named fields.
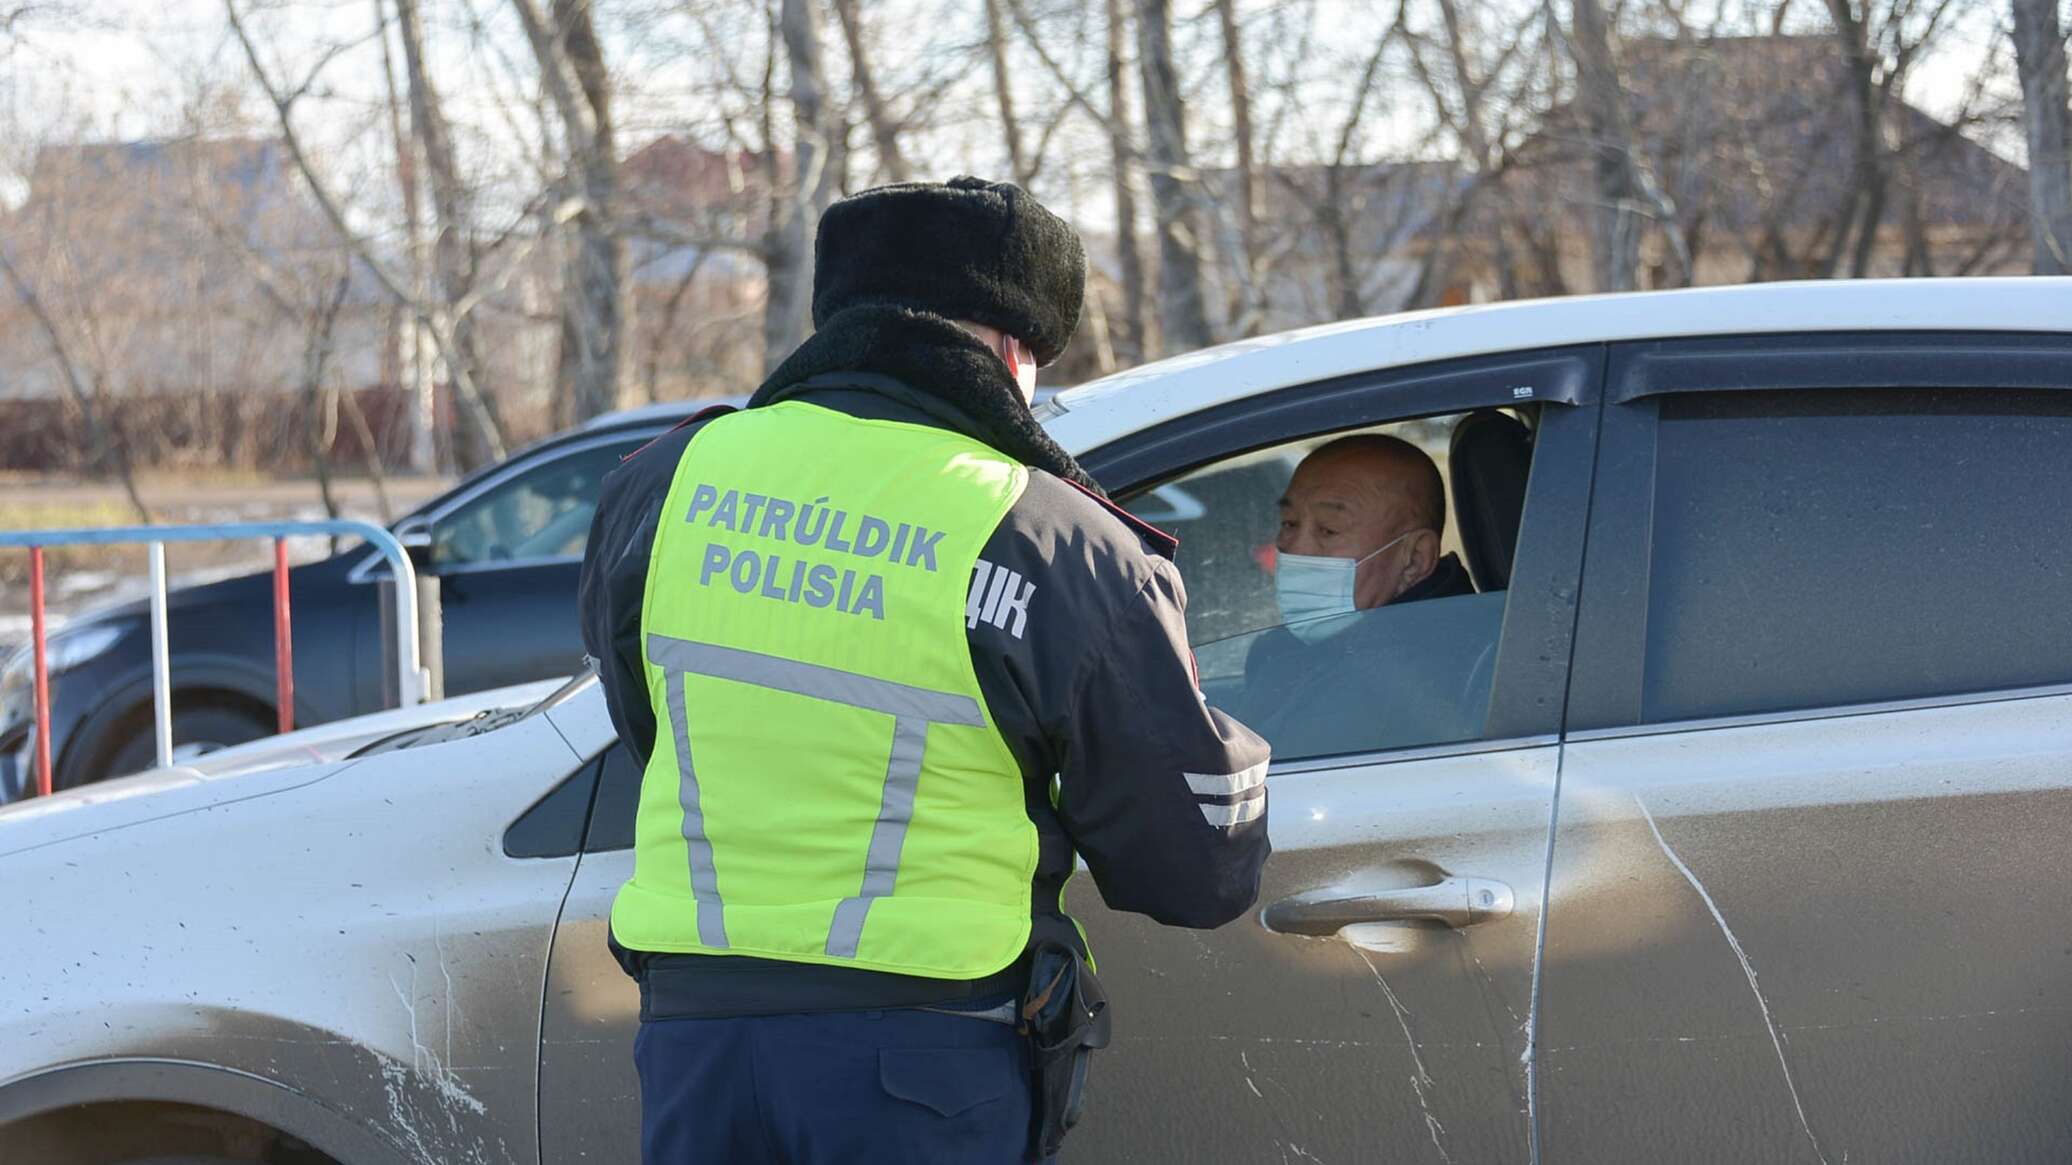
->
xmin=810 ymin=176 xmax=1086 ymax=366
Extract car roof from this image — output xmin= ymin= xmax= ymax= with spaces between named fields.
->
xmin=1045 ymin=277 xmax=2072 ymax=452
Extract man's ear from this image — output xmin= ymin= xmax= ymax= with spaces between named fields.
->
xmin=1003 ymin=334 xmax=1031 ymax=377
xmin=1401 ymin=529 xmax=1440 ymax=589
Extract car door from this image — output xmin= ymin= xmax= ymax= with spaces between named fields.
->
xmin=428 ymin=434 xmax=645 ymax=695
xmin=1061 ymin=352 xmax=1597 ymax=1163
xmin=534 ymin=351 xmax=1602 ymax=1163
xmin=1537 ymin=333 xmax=2072 ymax=1163
xmin=537 ymin=741 xmax=647 ymax=1164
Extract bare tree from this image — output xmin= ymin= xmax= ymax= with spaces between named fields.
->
xmin=1399 ymin=0 xmax=1550 ymax=306
xmin=296 ymin=270 xmax=354 ymax=537
xmin=1270 ymin=25 xmax=1410 ymax=321
xmin=0 ymin=246 xmax=153 ymax=522
xmin=985 ymin=0 xmax=1033 ymax=186
xmin=1108 ymin=0 xmax=1148 ymax=363
xmin=1561 ymin=0 xmax=1691 ymax=291
xmin=766 ymin=0 xmax=843 ymax=369
xmin=512 ymin=0 xmax=625 ymax=424
xmin=997 ymin=0 xmax=1148 ymax=358
xmin=183 ymin=165 xmax=396 ymax=527
xmin=2011 ymin=0 xmax=2072 ymax=273
xmin=832 ymin=0 xmax=911 ymax=183
xmin=374 ymin=0 xmax=437 ymax=473
xmin=1213 ymin=0 xmax=1262 ymax=332
xmin=225 ymin=0 xmax=513 ymax=473
xmin=1817 ymin=0 xmax=1972 ymax=278
xmin=1136 ymin=0 xmax=1213 ymax=354
xmin=392 ymin=0 xmax=509 ymax=466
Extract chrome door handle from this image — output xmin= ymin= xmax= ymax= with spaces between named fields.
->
xmin=1263 ymin=875 xmax=1514 ymax=935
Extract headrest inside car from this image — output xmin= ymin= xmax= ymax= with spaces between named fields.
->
xmin=1448 ymin=410 xmax=1533 ymax=593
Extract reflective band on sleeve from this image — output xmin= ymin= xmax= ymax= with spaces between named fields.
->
xmin=666 ymin=671 xmax=730 ymax=948
xmin=649 ymin=634 xmax=983 ymax=726
xmin=1183 ymin=760 xmax=1268 ymax=798
xmin=827 ymin=714 xmax=930 ymax=958
xmin=1199 ymin=795 xmax=1266 ymax=828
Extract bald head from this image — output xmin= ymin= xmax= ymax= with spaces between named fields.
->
xmin=1278 ymin=434 xmax=1446 ymax=610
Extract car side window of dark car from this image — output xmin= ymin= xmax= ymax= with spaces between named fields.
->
xmin=433 ymin=439 xmax=639 ymax=571
xmin=1638 ymin=387 xmax=2072 ymax=724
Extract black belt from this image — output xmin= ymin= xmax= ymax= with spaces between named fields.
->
xmin=636 ymin=951 xmax=1028 ymax=1021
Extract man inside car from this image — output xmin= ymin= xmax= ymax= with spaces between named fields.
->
xmin=1231 ymin=434 xmax=1487 ymax=755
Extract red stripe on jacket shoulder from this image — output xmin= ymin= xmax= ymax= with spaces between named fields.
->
xmin=621 ymin=403 xmax=739 ymax=463
xmin=1062 ymin=477 xmax=1178 ymax=559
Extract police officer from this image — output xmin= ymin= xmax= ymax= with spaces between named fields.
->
xmin=578 ymin=176 xmax=1270 ymax=1164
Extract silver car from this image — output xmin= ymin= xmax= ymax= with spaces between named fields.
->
xmin=4 ymin=278 xmax=2070 ymax=1164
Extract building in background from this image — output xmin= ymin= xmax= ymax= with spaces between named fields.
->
xmin=0 ymin=138 xmax=407 ymax=473
xmin=1489 ymin=35 xmax=2031 ymax=294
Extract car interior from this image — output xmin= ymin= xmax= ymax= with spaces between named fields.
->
xmin=1124 ymin=406 xmax=1537 ymax=765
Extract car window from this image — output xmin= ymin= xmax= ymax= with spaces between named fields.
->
xmin=585 ymin=742 xmax=642 ymax=852
xmin=1121 ymin=412 xmax=1525 ymax=763
xmin=1640 ymin=388 xmax=2072 ymax=723
xmin=433 ymin=440 xmax=635 ymax=569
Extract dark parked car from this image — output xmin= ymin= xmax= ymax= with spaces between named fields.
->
xmin=0 ymin=400 xmax=731 ymax=799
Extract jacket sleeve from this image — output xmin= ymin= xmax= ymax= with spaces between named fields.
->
xmin=578 ymin=423 xmax=704 ymax=766
xmin=1052 ymin=554 xmax=1272 ymax=930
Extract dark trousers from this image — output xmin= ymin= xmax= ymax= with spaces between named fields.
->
xmin=635 ymin=1007 xmax=1037 ymax=1164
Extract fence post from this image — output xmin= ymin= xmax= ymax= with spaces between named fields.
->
xmin=380 ymin=571 xmax=443 ymax=708
xmin=29 ymin=546 xmax=50 ymax=799
xmin=273 ymin=538 xmax=294 ymax=734
xmin=147 ymin=542 xmax=172 ymax=770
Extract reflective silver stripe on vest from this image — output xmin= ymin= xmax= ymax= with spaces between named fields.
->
xmin=826 ymin=714 xmax=928 ymax=958
xmin=649 ymin=636 xmax=981 ymax=725
xmin=665 ymin=671 xmax=730 ymax=948
xmin=646 ymin=634 xmax=987 ymax=960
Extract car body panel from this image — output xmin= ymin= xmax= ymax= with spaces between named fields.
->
xmin=1540 ymin=691 xmax=2072 ymax=1162
xmin=1070 ymin=744 xmax=1556 ymax=1162
xmin=1535 ymin=328 xmax=2072 ymax=1162
xmin=0 ymin=707 xmax=585 ymax=1165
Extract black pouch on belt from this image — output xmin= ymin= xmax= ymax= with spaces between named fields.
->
xmin=1019 ymin=940 xmax=1112 ymax=1158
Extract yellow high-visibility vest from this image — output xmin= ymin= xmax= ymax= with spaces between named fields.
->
xmin=609 ymin=400 xmax=1042 ymax=979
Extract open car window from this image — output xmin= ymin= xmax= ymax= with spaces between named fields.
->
xmin=1122 ymin=412 xmax=1528 ymax=764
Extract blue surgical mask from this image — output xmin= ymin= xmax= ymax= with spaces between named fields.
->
xmin=1274 ymin=532 xmax=1411 ymax=644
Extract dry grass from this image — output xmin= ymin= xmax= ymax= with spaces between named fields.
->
xmin=0 ymin=500 xmax=162 ymax=588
